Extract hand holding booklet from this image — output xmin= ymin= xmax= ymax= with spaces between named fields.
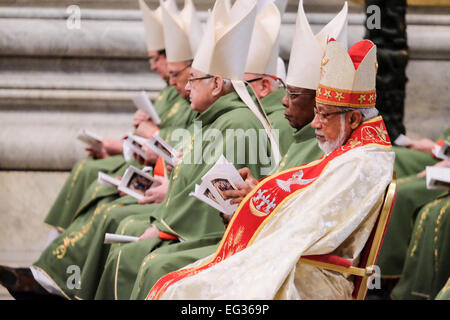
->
xmin=77 ymin=129 xmax=103 ymax=152
xmin=145 ymin=133 xmax=179 ymax=167
xmin=118 ymin=165 xmax=161 ymax=201
xmin=432 ymin=140 xmax=450 ymax=161
xmin=189 ymin=155 xmax=245 ymax=216
xmin=123 ymin=134 xmax=149 ymax=160
xmin=132 ymin=91 xmax=161 ymax=125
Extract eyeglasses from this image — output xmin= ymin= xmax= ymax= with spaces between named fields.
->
xmin=246 ymin=77 xmax=263 ymax=84
xmin=277 ymin=78 xmax=316 ymax=99
xmin=187 ymin=75 xmax=214 ymax=83
xmin=313 ymin=107 xmax=348 ymax=124
xmin=169 ymin=63 xmax=192 ymax=79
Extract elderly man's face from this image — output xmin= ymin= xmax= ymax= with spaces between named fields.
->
xmin=311 ymin=102 xmax=355 ymax=154
xmin=185 ymin=68 xmax=215 ymax=113
xmin=149 ymin=50 xmax=169 ymax=81
xmin=281 ymin=84 xmax=316 ymax=130
xmin=167 ymin=61 xmax=191 ymax=99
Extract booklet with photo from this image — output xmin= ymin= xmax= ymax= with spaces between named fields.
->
xmin=97 ymin=172 xmax=120 ymax=188
xmin=426 ymin=166 xmax=450 ymax=190
xmin=123 ymin=134 xmax=149 ymax=160
xmin=77 ymin=129 xmax=103 ymax=152
xmin=145 ymin=133 xmax=179 ymax=167
xmin=432 ymin=140 xmax=450 ymax=161
xmin=189 ymin=155 xmax=245 ymax=216
xmin=132 ymin=91 xmax=161 ymax=125
xmin=118 ymin=165 xmax=160 ymax=201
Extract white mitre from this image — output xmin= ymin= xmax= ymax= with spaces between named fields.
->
xmin=194 ymin=0 xmax=282 ymax=165
xmin=245 ymin=1 xmax=281 ymax=77
xmin=160 ymin=0 xmax=203 ymax=62
xmin=274 ymin=0 xmax=288 ymax=18
xmin=192 ymin=0 xmax=258 ymax=80
xmin=276 ymin=57 xmax=286 ymax=81
xmin=139 ymin=0 xmax=177 ymax=52
xmin=286 ymin=0 xmax=348 ymax=89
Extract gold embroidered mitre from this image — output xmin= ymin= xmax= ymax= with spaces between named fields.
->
xmin=316 ymin=39 xmax=377 ymax=108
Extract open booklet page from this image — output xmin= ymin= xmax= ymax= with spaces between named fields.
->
xmin=426 ymin=166 xmax=450 ymax=190
xmin=145 ymin=133 xmax=179 ymax=167
xmin=97 ymin=172 xmax=120 ymax=188
xmin=189 ymin=155 xmax=245 ymax=216
xmin=132 ymin=91 xmax=161 ymax=125
xmin=123 ymin=134 xmax=148 ymax=160
xmin=77 ymin=129 xmax=103 ymax=152
xmin=118 ymin=165 xmax=160 ymax=200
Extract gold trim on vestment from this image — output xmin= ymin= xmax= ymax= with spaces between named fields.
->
xmin=138 ymin=253 xmax=159 ymax=290
xmin=114 ymin=250 xmax=122 ymax=300
xmin=433 ymin=199 xmax=450 ymax=273
xmin=52 ymin=203 xmax=123 ymax=259
xmin=410 ymin=198 xmax=444 ymax=257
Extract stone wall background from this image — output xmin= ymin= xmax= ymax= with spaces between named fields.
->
xmin=0 ymin=0 xmax=449 ymax=299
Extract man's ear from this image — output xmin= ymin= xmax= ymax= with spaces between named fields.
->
xmin=348 ymin=110 xmax=363 ymax=130
xmin=211 ymin=75 xmax=224 ymax=97
xmin=260 ymin=78 xmax=272 ymax=97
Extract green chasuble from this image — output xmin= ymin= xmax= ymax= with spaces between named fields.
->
xmin=391 ymin=194 xmax=450 ymax=300
xmin=275 ymin=123 xmax=323 ymax=174
xmin=33 ymin=91 xmax=272 ymax=300
xmin=153 ymin=85 xmax=179 ymax=125
xmin=435 ymin=277 xmax=450 ymax=300
xmin=260 ymin=88 xmax=294 ymax=156
xmin=378 ymin=127 xmax=450 ymax=278
xmin=378 ymin=176 xmax=446 ymax=278
xmin=123 ymin=124 xmax=322 ymax=300
xmin=44 ymin=155 xmax=127 ymax=229
xmin=44 ymin=86 xmax=181 ymax=230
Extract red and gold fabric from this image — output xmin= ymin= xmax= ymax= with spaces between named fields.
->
xmin=146 ymin=116 xmax=391 ymax=300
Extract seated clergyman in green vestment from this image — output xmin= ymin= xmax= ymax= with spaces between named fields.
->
xmin=43 ymin=0 xmax=183 ymax=232
xmin=376 ymin=127 xmax=450 ymax=289
xmin=0 ymin=0 xmax=198 ymax=300
xmin=107 ymin=0 xmax=348 ymax=300
xmin=93 ymin=0 xmax=287 ymax=300
xmin=390 ymin=166 xmax=449 ymax=300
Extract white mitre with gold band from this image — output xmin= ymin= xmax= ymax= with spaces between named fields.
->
xmin=316 ymin=39 xmax=377 ymax=108
xmin=286 ymin=0 xmax=348 ymax=89
xmin=139 ymin=0 xmax=177 ymax=52
xmin=159 ymin=0 xmax=203 ymax=62
xmin=245 ymin=1 xmax=281 ymax=77
xmin=193 ymin=0 xmax=282 ymax=164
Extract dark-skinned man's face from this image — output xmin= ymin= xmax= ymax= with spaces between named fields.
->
xmin=281 ymin=84 xmax=316 ymax=130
